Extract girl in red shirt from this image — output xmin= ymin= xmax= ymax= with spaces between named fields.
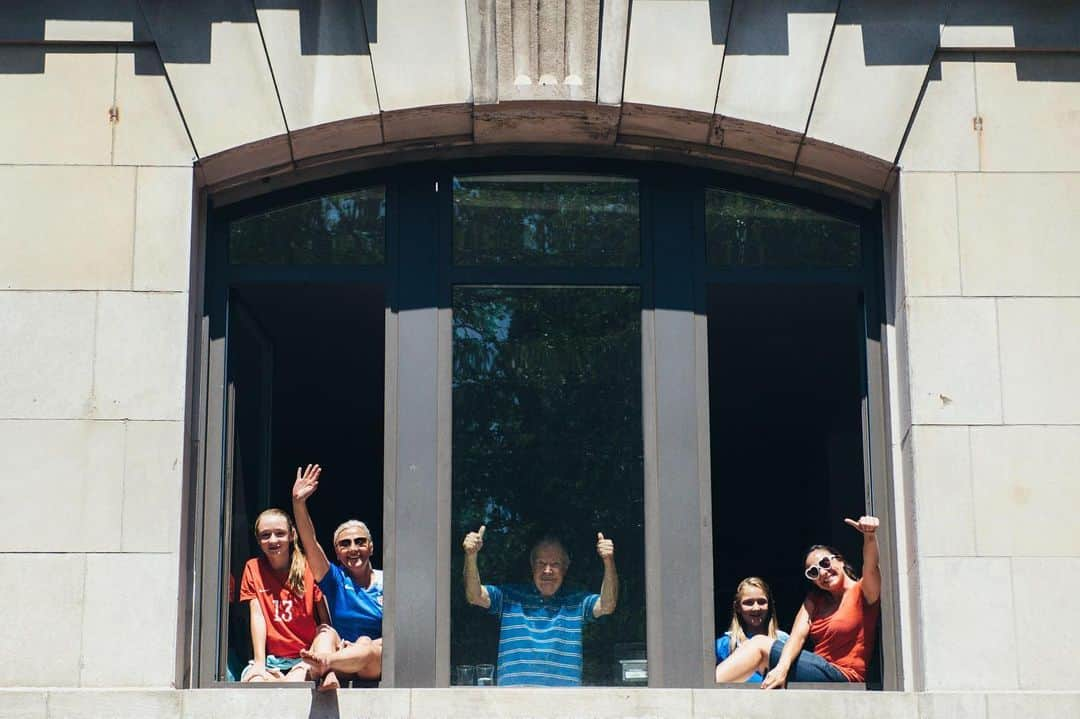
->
xmin=715 ymin=515 xmax=881 ymax=687
xmin=238 ymin=508 xmax=330 ymax=682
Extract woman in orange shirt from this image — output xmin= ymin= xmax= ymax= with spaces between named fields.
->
xmin=238 ymin=508 xmax=330 ymax=682
xmin=715 ymin=515 xmax=880 ymax=687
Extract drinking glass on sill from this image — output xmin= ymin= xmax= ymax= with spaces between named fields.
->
xmin=454 ymin=665 xmax=476 ymax=686
xmin=476 ymin=663 xmax=495 ymax=686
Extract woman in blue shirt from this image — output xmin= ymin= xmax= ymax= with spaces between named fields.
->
xmin=291 ymin=464 xmax=383 ymax=690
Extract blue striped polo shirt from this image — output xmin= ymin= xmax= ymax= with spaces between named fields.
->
xmin=485 ymin=584 xmax=599 ymax=686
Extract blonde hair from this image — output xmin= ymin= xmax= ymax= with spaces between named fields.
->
xmin=333 ymin=519 xmax=371 ymax=546
xmin=254 ymin=508 xmax=307 ymax=597
xmin=726 ymin=577 xmax=779 ymax=650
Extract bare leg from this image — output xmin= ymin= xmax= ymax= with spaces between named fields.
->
xmin=283 ymin=662 xmax=311 ymax=682
xmin=715 ymin=635 xmax=773 ymax=683
xmin=303 ymin=625 xmax=343 ymax=691
xmin=303 ymin=637 xmax=382 ymax=680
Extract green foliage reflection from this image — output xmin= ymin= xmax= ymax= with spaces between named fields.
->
xmin=706 ymin=190 xmax=860 ymax=269
xmin=229 ymin=188 xmax=385 ymax=265
xmin=453 ymin=177 xmax=639 ymax=267
xmin=451 ymin=287 xmax=645 ymax=685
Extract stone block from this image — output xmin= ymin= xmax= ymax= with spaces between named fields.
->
xmin=0 ymin=292 xmax=96 ymax=419
xmin=134 ymin=167 xmax=194 ymax=292
xmin=113 ymin=51 xmax=196 ymax=167
xmin=623 ymin=0 xmax=727 ymax=113
xmin=81 ymin=554 xmax=178 ymax=687
xmin=0 ymin=555 xmax=84 ymax=686
xmin=93 ymin=292 xmax=188 ymax=421
xmin=918 ymin=693 xmax=987 ymax=719
xmin=900 ymin=58 xmax=980 ymax=172
xmin=997 ymin=299 xmax=1080 ymax=424
xmin=181 ymin=688 xmax=410 ymax=719
xmin=975 ymin=54 xmax=1080 ymax=172
xmin=411 ymin=688 xmax=691 ymax=719
xmin=919 ymin=557 xmax=1017 ymax=690
xmin=957 ymin=174 xmax=1080 ymax=297
xmin=255 ymin=7 xmax=380 ymax=132
xmin=971 ymin=426 xmax=1080 ymax=557
xmin=986 ymin=692 xmax=1080 ymax=719
xmin=48 ymin=690 xmax=180 ymax=719
xmin=0 ymin=50 xmax=114 ymax=165
xmin=904 ymin=298 xmax=1001 ymax=425
xmin=366 ymin=1 xmax=471 ymax=111
xmin=122 ymin=421 xmax=184 ymax=553
xmin=0 ymin=690 xmax=47 ymax=719
xmin=692 ymin=688 xmax=915 ymax=719
xmin=1012 ymin=558 xmax=1080 ymax=689
xmin=805 ymin=2 xmax=948 ymax=160
xmin=899 ymin=172 xmax=962 ymax=297
xmin=44 ymin=20 xmax=134 ymax=42
xmin=908 ymin=426 xmax=975 ymax=557
xmin=715 ymin=3 xmax=836 ymax=133
xmin=0 ymin=420 xmax=125 ymax=552
xmin=148 ymin=13 xmax=287 ymax=157
xmin=942 ymin=3 xmax=1080 ymax=51
xmin=0 ymin=166 xmax=136 ymax=291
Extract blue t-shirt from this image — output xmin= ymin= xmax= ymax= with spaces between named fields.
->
xmin=715 ymin=629 xmax=790 ymax=683
xmin=317 ymin=564 xmax=383 ymax=642
xmin=485 ymin=583 xmax=599 ymax=686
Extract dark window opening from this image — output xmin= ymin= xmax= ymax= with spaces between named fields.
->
xmin=222 ymin=283 xmax=385 ymax=682
xmin=707 ymin=282 xmax=879 ymax=685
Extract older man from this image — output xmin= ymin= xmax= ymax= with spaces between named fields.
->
xmin=462 ymin=526 xmax=618 ymax=686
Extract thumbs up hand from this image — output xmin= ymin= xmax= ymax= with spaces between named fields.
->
xmin=843 ymin=516 xmax=879 ymax=535
xmin=596 ymin=532 xmax=615 ymax=561
xmin=463 ymin=525 xmax=486 ymax=555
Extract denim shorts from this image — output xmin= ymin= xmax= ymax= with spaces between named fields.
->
xmin=769 ymin=639 xmax=848 ymax=683
xmin=240 ymin=654 xmax=303 ymax=681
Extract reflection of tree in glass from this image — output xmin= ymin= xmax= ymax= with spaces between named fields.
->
xmin=706 ymin=190 xmax=860 ymax=269
xmin=229 ymin=188 xmax=385 ymax=265
xmin=453 ymin=178 xmax=639 ymax=267
xmin=451 ymin=287 xmax=646 ymax=685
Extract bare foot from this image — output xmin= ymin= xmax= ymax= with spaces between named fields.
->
xmin=300 ymin=649 xmax=332 ymax=679
xmin=318 ymin=670 xmax=341 ymax=692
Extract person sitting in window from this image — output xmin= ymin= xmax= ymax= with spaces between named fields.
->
xmin=238 ymin=508 xmax=330 ymax=683
xmin=714 ymin=577 xmax=789 ymax=683
xmin=291 ymin=464 xmax=383 ymax=690
xmin=714 ymin=516 xmax=880 ymax=687
xmin=461 ymin=526 xmax=618 ymax=686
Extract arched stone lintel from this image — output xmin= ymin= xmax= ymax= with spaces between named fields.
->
xmin=198 ymin=101 xmax=894 ymax=205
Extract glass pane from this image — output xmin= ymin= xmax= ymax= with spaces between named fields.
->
xmin=706 ymin=189 xmax=860 ymax=269
xmin=453 ymin=175 xmax=640 ymax=266
xmin=451 ymin=287 xmax=645 ymax=686
xmin=229 ymin=187 xmax=385 ymax=264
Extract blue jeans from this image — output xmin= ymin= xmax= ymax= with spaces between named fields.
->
xmin=769 ymin=639 xmax=848 ymax=682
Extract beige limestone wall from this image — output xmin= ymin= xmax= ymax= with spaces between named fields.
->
xmin=0 ymin=45 xmax=194 ymax=688
xmin=2 ymin=4 xmax=1079 ymax=704
xmin=896 ymin=52 xmax=1080 ymax=691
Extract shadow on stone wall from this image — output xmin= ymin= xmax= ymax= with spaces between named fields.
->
xmin=706 ymin=0 xmax=1078 ymax=81
xmin=0 ymin=0 xmax=376 ymax=74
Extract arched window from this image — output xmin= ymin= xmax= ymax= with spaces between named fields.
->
xmin=191 ymin=158 xmax=891 ymax=689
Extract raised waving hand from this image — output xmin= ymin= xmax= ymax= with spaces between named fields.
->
xmin=291 ymin=463 xmax=331 ymax=581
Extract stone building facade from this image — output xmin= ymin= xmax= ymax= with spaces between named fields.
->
xmin=1 ymin=2 xmax=1078 ymax=718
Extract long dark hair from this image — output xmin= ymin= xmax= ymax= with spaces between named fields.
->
xmin=804 ymin=544 xmax=858 ymax=583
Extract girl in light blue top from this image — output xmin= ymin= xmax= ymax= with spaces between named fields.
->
xmin=715 ymin=577 xmax=788 ymax=683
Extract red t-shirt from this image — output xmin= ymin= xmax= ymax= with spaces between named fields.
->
xmin=809 ymin=578 xmax=879 ymax=682
xmin=239 ymin=557 xmax=323 ymax=659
